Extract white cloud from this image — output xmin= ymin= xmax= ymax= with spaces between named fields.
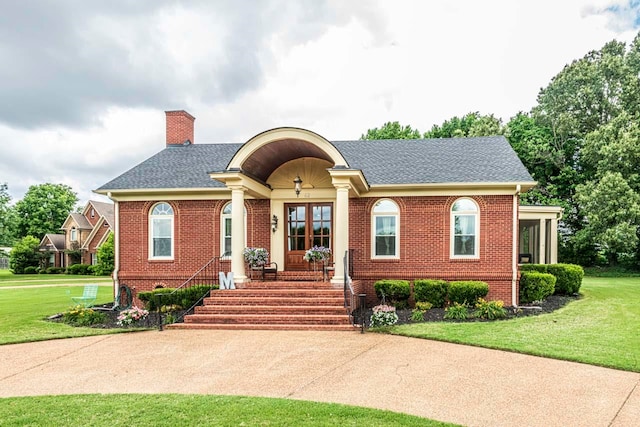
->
xmin=0 ymin=0 xmax=638 ymax=208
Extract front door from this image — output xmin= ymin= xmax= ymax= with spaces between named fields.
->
xmin=285 ymin=203 xmax=332 ymax=270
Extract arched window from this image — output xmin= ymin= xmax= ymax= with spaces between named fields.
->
xmin=221 ymin=202 xmax=247 ymax=257
xmin=149 ymin=202 xmax=174 ymax=259
xmin=451 ymin=198 xmax=479 ymax=258
xmin=372 ymin=199 xmax=399 ymax=258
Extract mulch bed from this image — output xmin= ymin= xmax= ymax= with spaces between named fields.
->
xmin=51 ymin=294 xmax=578 ymax=329
xmin=361 ymin=294 xmax=579 ymax=327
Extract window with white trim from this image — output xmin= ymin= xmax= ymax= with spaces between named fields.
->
xmin=451 ymin=198 xmax=479 ymax=258
xmin=70 ymin=228 xmax=77 ymax=242
xmin=372 ymin=199 xmax=399 ymax=258
xmin=221 ymin=202 xmax=247 ymax=257
xmin=149 ymin=202 xmax=174 ymax=259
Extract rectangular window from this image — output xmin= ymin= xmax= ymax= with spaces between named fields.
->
xmin=453 ymin=214 xmax=476 ymax=256
xmin=70 ymin=229 xmax=77 ymax=242
xmin=375 ymin=216 xmax=396 ymax=256
xmin=223 ymin=217 xmax=232 ymax=256
xmin=152 ymin=218 xmax=172 ymax=257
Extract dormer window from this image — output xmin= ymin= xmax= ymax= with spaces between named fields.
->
xmin=90 ymin=208 xmax=95 ymax=218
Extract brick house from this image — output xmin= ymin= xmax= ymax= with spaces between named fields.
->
xmin=40 ymin=200 xmax=114 ymax=268
xmin=96 ymin=110 xmax=563 ymax=317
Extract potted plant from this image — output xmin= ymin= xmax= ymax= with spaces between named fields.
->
xmin=242 ymin=247 xmax=269 ymax=267
xmin=303 ymin=245 xmax=331 ymax=263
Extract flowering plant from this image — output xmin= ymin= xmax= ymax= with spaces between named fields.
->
xmin=117 ymin=306 xmax=149 ymax=326
xmin=243 ymin=247 xmax=269 ymax=266
xmin=303 ymin=246 xmax=331 ymax=263
xmin=370 ymin=304 xmax=398 ymax=327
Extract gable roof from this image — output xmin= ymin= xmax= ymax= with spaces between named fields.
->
xmin=68 ymin=213 xmax=93 ymax=230
xmin=96 ymin=135 xmax=534 ymax=192
xmin=40 ymin=234 xmax=65 ymax=251
xmin=86 ymin=200 xmax=115 ymax=227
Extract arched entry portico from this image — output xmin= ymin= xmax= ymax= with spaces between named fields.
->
xmin=209 ymin=128 xmax=368 ymax=285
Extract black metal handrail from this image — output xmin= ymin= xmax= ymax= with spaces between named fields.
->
xmin=159 ymin=255 xmax=224 ymax=327
xmin=343 ymin=249 xmax=365 ymax=332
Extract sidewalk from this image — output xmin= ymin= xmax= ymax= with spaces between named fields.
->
xmin=0 ymin=330 xmax=638 ymax=426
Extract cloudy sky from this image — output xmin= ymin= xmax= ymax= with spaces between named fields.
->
xmin=1 ymin=0 xmax=639 ymax=205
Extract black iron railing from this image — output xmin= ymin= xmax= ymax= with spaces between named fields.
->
xmin=157 ymin=255 xmax=224 ymax=328
xmin=343 ymin=249 xmax=366 ymax=332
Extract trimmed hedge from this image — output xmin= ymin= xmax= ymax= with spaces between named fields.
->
xmin=67 ymin=264 xmax=92 ymax=275
xmin=447 ymin=281 xmax=489 ymax=306
xmin=138 ymin=285 xmax=214 ymax=311
xmin=45 ymin=267 xmax=65 ymax=274
xmin=413 ymin=279 xmax=448 ymax=308
xmin=519 ymin=263 xmax=584 ymax=295
xmin=547 ymin=264 xmax=584 ymax=295
xmin=23 ymin=266 xmax=38 ymax=274
xmin=374 ymin=280 xmax=411 ymax=307
xmin=519 ymin=271 xmax=556 ymax=304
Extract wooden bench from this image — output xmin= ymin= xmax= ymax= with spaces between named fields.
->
xmin=71 ymin=284 xmax=99 ymax=307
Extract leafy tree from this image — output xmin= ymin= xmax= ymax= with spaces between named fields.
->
xmin=0 ymin=183 xmax=17 ymax=246
xmin=9 ymin=236 xmax=42 ymax=274
xmin=14 ymin=183 xmax=78 ymax=240
xmin=360 ymin=122 xmax=421 ymax=140
xmin=94 ymin=233 xmax=114 ymax=276
xmin=423 ymin=112 xmax=504 ymax=138
xmin=581 ymin=112 xmax=640 ymax=190
xmin=575 ymin=172 xmax=640 ymax=265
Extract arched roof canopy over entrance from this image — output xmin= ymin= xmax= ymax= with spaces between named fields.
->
xmin=227 ymin=127 xmax=350 ymax=183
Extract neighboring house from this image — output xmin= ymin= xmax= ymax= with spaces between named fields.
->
xmin=96 ymin=110 xmax=561 ymax=308
xmin=39 ymin=234 xmax=66 ymax=268
xmin=40 ymin=200 xmax=114 ymax=268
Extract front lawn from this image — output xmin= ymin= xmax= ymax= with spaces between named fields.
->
xmin=0 ymin=395 xmax=454 ymax=426
xmin=0 ymin=269 xmax=112 ymax=287
xmin=0 ymin=284 xmax=129 ymax=345
xmin=389 ymin=277 xmax=640 ymax=372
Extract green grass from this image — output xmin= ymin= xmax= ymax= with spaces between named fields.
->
xmin=390 ymin=277 xmax=640 ymax=372
xmin=0 ymin=269 xmax=112 ymax=287
xmin=0 ymin=283 xmax=132 ymax=345
xmin=0 ymin=394 xmax=455 ymax=426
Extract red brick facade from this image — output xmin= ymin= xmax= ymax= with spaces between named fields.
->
xmin=165 ymin=110 xmax=195 ymax=145
xmin=117 ymin=195 xmax=518 ymax=306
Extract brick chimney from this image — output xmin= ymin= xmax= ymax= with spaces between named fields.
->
xmin=165 ymin=110 xmax=195 ymax=146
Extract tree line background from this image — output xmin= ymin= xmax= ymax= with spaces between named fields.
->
xmin=363 ymin=32 xmax=640 ymax=270
xmin=2 ymin=32 xmax=640 ymax=269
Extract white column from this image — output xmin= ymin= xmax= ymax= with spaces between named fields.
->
xmin=539 ymin=218 xmax=547 ymax=264
xmin=231 ymin=187 xmax=247 ymax=283
xmin=331 ymin=184 xmax=350 ymax=286
xmin=550 ymin=218 xmax=558 ymax=264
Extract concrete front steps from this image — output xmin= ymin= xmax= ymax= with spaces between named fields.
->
xmin=170 ymin=280 xmax=357 ymax=331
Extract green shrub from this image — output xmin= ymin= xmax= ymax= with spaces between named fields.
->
xmin=444 ymin=302 xmax=468 ymax=320
xmin=520 ymin=271 xmax=556 ymax=304
xmin=410 ymin=309 xmax=425 ymax=322
xmin=67 ymin=264 xmax=92 ymax=275
xmin=94 ymin=233 xmax=114 ymax=276
xmin=23 ymin=266 xmax=38 ymax=274
xmin=138 ymin=284 xmax=213 ymax=311
xmin=414 ymin=301 xmax=433 ymax=311
xmin=62 ymin=305 xmax=107 ymax=327
xmin=45 ymin=267 xmax=65 ymax=274
xmin=413 ymin=279 xmax=448 ymax=308
xmin=546 ymin=264 xmax=584 ymax=295
xmin=447 ymin=281 xmax=489 ymax=306
xmin=374 ymin=280 xmax=411 ymax=307
xmin=519 ymin=264 xmax=547 ymax=273
xmin=9 ymin=236 xmax=40 ymax=274
xmin=475 ymin=298 xmax=507 ymax=320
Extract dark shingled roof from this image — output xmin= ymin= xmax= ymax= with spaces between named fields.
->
xmin=97 ymin=136 xmax=533 ymax=191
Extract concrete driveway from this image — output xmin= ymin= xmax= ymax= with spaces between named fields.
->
xmin=0 ymin=330 xmax=638 ymax=427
